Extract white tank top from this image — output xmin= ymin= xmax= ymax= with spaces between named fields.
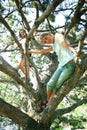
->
xmin=53 ymin=38 xmax=75 ymax=67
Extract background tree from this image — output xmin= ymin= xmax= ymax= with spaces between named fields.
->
xmin=0 ymin=0 xmax=87 ymax=130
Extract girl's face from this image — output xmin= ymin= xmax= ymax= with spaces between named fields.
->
xmin=20 ymin=30 xmax=26 ymax=38
xmin=41 ymin=34 xmax=54 ymax=44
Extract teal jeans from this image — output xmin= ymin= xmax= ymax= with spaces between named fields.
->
xmin=47 ymin=61 xmax=76 ymax=92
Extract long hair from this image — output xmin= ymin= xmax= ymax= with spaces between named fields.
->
xmin=19 ymin=29 xmax=27 ymax=38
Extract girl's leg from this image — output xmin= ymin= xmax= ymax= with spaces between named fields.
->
xmin=55 ymin=62 xmax=76 ymax=92
xmin=47 ymin=66 xmax=63 ymax=101
xmin=47 ymin=90 xmax=55 ymax=101
xmin=19 ymin=58 xmax=25 ymax=73
xmin=19 ymin=58 xmax=30 ymax=77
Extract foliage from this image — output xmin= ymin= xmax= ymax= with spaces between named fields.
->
xmin=0 ymin=0 xmax=87 ymax=130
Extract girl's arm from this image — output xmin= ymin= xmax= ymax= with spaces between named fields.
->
xmin=55 ymin=33 xmax=78 ymax=57
xmin=28 ymin=46 xmax=53 ymax=54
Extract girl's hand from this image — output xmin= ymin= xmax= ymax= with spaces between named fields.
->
xmin=74 ymin=50 xmax=81 ymax=59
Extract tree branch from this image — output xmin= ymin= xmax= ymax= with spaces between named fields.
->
xmin=25 ymin=0 xmax=64 ymax=41
xmin=0 ymin=56 xmax=38 ymax=100
xmin=14 ymin=0 xmax=30 ymax=31
xmin=65 ymin=0 xmax=86 ymax=35
xmin=76 ymin=26 xmax=87 ymax=63
xmin=0 ymin=98 xmax=39 ymax=129
xmin=52 ymin=98 xmax=87 ymax=121
xmin=0 ymin=15 xmax=23 ymax=53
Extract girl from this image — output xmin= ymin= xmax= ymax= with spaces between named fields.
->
xmin=28 ymin=33 xmax=78 ymax=102
xmin=17 ymin=29 xmax=32 ymax=85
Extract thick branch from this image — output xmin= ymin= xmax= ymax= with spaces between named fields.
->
xmin=0 ymin=98 xmax=39 ymax=129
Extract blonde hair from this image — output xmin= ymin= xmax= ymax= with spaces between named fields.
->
xmin=40 ymin=33 xmax=53 ymax=40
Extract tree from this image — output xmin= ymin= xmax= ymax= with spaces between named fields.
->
xmin=0 ymin=0 xmax=87 ymax=130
